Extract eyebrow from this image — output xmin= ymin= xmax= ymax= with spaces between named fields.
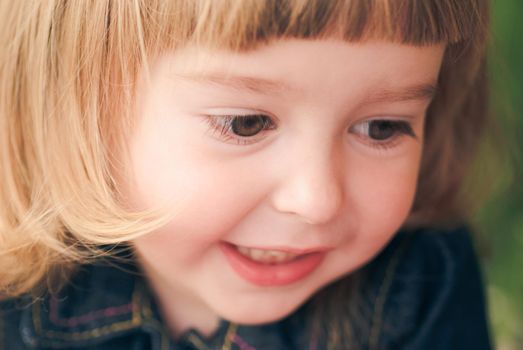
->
xmin=174 ymin=72 xmax=291 ymax=95
xmin=175 ymin=72 xmax=437 ymax=103
xmin=361 ymin=82 xmax=437 ymax=104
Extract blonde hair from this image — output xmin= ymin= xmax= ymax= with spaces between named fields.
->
xmin=1 ymin=0 xmax=489 ymax=307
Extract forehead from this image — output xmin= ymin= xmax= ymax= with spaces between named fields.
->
xmin=154 ymin=39 xmax=444 ymax=105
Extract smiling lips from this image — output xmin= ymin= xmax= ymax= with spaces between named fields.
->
xmin=235 ymin=245 xmax=301 ymax=263
xmin=219 ymin=242 xmax=328 ymax=286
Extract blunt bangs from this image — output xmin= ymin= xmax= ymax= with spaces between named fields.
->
xmin=147 ymin=0 xmax=488 ymax=53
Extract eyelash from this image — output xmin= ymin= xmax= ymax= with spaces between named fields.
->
xmin=203 ymin=114 xmax=416 ymax=150
xmin=204 ymin=114 xmax=277 ymax=145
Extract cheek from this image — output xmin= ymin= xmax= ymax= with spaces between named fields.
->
xmin=332 ymin=153 xmax=420 ymax=271
xmin=131 ymin=173 xmax=263 ymax=270
xmin=128 ymin=129 xmax=267 ymax=254
xmin=350 ymin=152 xmax=421 ymax=236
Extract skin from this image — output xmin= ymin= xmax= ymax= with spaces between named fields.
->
xmin=126 ymin=39 xmax=445 ymax=338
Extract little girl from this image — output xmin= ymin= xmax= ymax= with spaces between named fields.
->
xmin=1 ymin=1 xmax=492 ymax=349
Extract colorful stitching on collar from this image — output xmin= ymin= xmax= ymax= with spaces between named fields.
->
xmin=32 ymin=282 xmax=142 ymax=341
xmin=49 ymin=297 xmax=133 ymax=327
xmin=222 ymin=322 xmax=238 ymax=350
xmin=231 ymin=333 xmax=256 ymax=350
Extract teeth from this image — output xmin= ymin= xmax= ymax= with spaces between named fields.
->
xmin=235 ymin=246 xmax=300 ymax=264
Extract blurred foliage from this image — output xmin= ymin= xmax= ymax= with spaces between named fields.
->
xmin=472 ymin=1 xmax=523 ymax=349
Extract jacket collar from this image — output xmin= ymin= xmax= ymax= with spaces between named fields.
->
xmin=18 ymin=259 xmax=301 ymax=349
xmin=20 ymin=258 xmax=170 ymax=349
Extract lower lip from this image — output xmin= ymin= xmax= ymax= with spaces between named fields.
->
xmin=219 ymin=242 xmax=326 ymax=287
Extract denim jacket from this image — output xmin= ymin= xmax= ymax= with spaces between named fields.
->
xmin=0 ymin=225 xmax=492 ymax=349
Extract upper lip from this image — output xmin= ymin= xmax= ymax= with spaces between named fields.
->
xmin=224 ymin=241 xmax=333 ymax=255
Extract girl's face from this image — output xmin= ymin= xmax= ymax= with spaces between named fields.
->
xmin=128 ymin=39 xmax=444 ymax=333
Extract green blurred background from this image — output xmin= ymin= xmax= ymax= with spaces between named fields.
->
xmin=474 ymin=1 xmax=523 ymax=349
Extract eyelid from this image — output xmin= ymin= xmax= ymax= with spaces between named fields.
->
xmin=202 ymin=108 xmax=279 ymax=122
xmin=203 ymin=113 xmax=277 ymax=145
xmin=202 ymin=113 xmax=418 ymax=151
xmin=350 ymin=118 xmax=417 ymax=138
xmin=347 ymin=118 xmax=418 ymax=153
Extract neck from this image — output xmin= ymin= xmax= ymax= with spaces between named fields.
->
xmin=137 ymin=257 xmax=221 ymax=339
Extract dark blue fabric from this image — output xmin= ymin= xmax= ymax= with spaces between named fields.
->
xmin=0 ymin=225 xmax=492 ymax=349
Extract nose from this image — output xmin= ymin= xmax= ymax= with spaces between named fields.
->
xmin=270 ymin=145 xmax=345 ymax=225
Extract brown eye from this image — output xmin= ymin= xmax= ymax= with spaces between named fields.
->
xmin=231 ymin=115 xmax=270 ymax=137
xmin=368 ymin=120 xmax=398 ymax=140
xmin=204 ymin=113 xmax=277 ymax=145
xmin=351 ymin=119 xmax=415 ymax=141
